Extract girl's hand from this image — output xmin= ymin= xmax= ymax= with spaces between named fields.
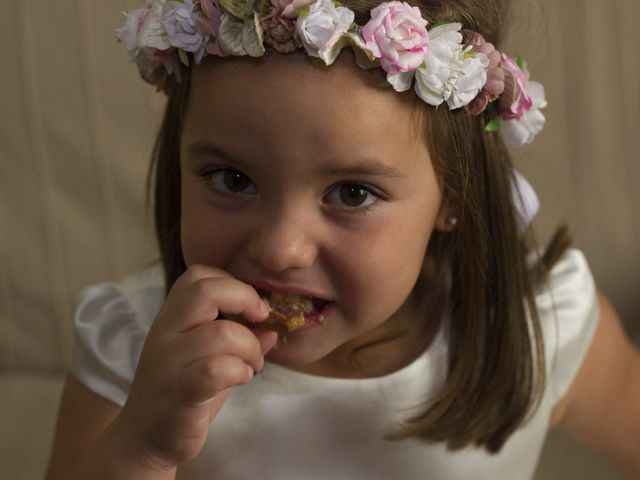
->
xmin=111 ymin=265 xmax=277 ymax=472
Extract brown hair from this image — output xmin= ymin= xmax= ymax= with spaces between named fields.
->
xmin=149 ymin=0 xmax=570 ymax=454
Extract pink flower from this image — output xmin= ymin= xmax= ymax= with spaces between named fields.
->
xmin=500 ymin=81 xmax=547 ymax=148
xmin=194 ymin=0 xmax=226 ymax=56
xmin=272 ymin=0 xmax=317 ymax=19
xmin=498 ymin=54 xmax=532 ymax=121
xmin=463 ymin=31 xmax=504 ymax=115
xmin=116 ymin=4 xmax=153 ymax=62
xmin=362 ymin=1 xmax=429 ymax=76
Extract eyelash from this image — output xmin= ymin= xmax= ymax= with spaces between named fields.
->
xmin=198 ymin=166 xmax=257 ymax=196
xmin=324 ymin=182 xmax=385 ymax=214
xmin=197 ymin=166 xmax=386 ymax=212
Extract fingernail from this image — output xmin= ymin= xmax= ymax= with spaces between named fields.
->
xmin=260 ymin=299 xmax=270 ymax=317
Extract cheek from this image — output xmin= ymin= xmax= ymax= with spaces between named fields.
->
xmin=180 ymin=195 xmax=245 ymax=268
xmin=333 ymin=207 xmax=434 ymax=322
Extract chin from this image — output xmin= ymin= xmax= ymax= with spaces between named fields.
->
xmin=264 ymin=338 xmax=333 ymax=370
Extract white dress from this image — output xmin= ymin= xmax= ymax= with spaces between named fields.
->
xmin=71 ymin=249 xmax=599 ymax=480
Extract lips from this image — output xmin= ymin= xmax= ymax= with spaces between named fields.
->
xmin=252 ymin=285 xmax=332 ymax=333
xmin=255 ymin=288 xmax=330 ymax=315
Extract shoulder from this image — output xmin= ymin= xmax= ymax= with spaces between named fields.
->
xmin=71 ymin=265 xmax=165 ymax=406
xmin=532 ymin=249 xmax=600 ymax=403
xmin=533 ymin=249 xmax=595 ymax=311
xmin=75 ymin=264 xmax=166 ymax=326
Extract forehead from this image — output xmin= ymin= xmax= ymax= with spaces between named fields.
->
xmin=184 ymin=50 xmax=429 ymax=167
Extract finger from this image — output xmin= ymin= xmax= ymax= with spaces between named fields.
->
xmin=162 ymin=276 xmax=269 ymax=333
xmin=253 ymin=329 xmax=279 ymax=355
xmin=177 ymin=354 xmax=254 ymax=404
xmin=173 ymin=320 xmax=265 ymax=372
xmin=170 ymin=263 xmax=231 ymax=292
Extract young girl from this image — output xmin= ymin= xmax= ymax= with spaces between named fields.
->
xmin=46 ymin=0 xmax=640 ymax=478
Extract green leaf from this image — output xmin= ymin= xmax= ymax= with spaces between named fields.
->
xmin=297 ymin=5 xmax=310 ymax=16
xmin=219 ymin=0 xmax=254 ymax=20
xmin=429 ymin=21 xmax=447 ymax=30
xmin=377 ymin=80 xmax=391 ymax=88
xmin=484 ymin=117 xmax=502 ymax=132
xmin=485 ymin=101 xmax=497 ymax=116
xmin=516 ymin=54 xmax=525 ymax=72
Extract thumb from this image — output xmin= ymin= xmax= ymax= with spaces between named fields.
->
xmin=255 ymin=330 xmax=278 ymax=355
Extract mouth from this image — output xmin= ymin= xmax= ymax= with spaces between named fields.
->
xmin=255 ymin=287 xmax=332 ymax=333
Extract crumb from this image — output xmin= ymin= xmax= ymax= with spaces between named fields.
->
xmin=258 ymin=294 xmax=309 ymax=333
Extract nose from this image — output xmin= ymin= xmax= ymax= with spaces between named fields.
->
xmin=247 ymin=208 xmax=318 ymax=272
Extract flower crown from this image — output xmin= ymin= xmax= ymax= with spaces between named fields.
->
xmin=117 ymin=0 xmax=547 ymax=148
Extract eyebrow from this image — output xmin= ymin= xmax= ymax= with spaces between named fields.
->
xmin=187 ymin=142 xmax=241 ymax=163
xmin=186 ymin=141 xmax=407 ymax=180
xmin=320 ymin=161 xmax=407 ymax=180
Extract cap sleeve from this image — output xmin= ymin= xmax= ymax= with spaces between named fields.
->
xmin=70 ymin=266 xmax=164 ymax=406
xmin=535 ymin=249 xmax=600 ymax=404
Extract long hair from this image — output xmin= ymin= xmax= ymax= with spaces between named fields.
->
xmin=149 ymin=0 xmax=570 ymax=453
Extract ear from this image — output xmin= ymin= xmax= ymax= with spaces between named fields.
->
xmin=435 ymin=205 xmax=460 ymax=233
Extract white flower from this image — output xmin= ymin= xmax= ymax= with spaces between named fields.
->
xmin=414 ymin=23 xmax=489 ymax=109
xmin=447 ymin=53 xmax=489 ymax=109
xmin=117 ymin=0 xmax=180 ymax=87
xmin=117 ymin=5 xmax=150 ymax=62
xmin=387 ymin=71 xmax=415 ymax=92
xmin=500 ymin=81 xmax=547 ymax=148
xmin=296 ymin=0 xmax=354 ymax=63
xmin=138 ymin=0 xmax=172 ymax=51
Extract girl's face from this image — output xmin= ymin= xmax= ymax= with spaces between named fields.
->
xmin=180 ymin=51 xmax=448 ymax=376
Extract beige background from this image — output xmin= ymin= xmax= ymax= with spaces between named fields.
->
xmin=0 ymin=1 xmax=637 ymax=479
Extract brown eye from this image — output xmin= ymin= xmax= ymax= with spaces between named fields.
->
xmin=324 ymin=183 xmax=378 ymax=209
xmin=340 ymin=185 xmax=369 ymax=207
xmin=223 ymin=171 xmax=252 ymax=192
xmin=208 ymin=169 xmax=257 ymax=195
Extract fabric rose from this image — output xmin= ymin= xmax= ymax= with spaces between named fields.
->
xmin=447 ymin=53 xmax=489 ymax=109
xmin=463 ymin=31 xmax=504 ymax=115
xmin=500 ymin=80 xmax=547 ymax=148
xmin=498 ymin=54 xmax=533 ymax=121
xmin=296 ymin=0 xmax=354 ymax=63
xmin=362 ymin=1 xmax=429 ymax=76
xmin=261 ymin=7 xmax=303 ymax=53
xmin=162 ymin=0 xmax=207 ymax=63
xmin=414 ymin=23 xmax=489 ymax=109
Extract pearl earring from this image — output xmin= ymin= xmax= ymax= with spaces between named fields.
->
xmin=446 ymin=215 xmax=458 ymax=226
